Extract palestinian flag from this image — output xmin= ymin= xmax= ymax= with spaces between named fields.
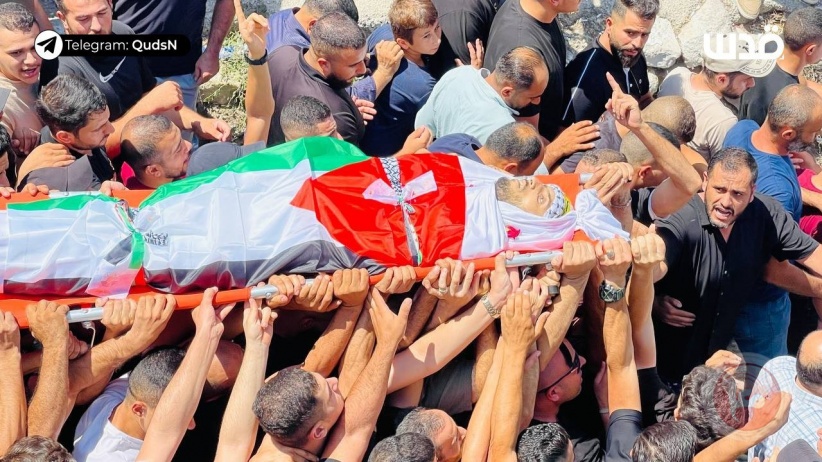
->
xmin=0 ymin=137 xmax=626 ymax=297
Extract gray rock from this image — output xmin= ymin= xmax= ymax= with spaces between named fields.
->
xmin=658 ymin=0 xmax=705 ymax=32
xmin=678 ymin=0 xmax=734 ymax=67
xmin=647 ymin=72 xmax=660 ymax=95
xmin=644 ymin=17 xmax=681 ymax=68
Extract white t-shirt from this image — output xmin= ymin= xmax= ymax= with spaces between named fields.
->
xmin=73 ymin=377 xmax=143 ymax=462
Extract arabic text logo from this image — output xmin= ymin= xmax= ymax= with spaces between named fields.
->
xmin=703 ymin=25 xmax=784 ymax=60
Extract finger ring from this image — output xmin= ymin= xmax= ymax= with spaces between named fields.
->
xmin=606 ymin=251 xmax=615 ymax=260
xmin=438 ymin=287 xmax=448 ymax=294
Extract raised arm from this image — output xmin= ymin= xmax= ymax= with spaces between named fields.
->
xmin=235 ymin=4 xmax=274 ymax=145
xmin=386 ymin=252 xmax=516 ymax=393
xmin=489 ymin=288 xmax=549 ymax=462
xmin=462 ymin=338 xmax=505 ymax=462
xmin=626 ymin=234 xmax=667 ymax=369
xmin=26 ymin=301 xmax=70 ymax=439
xmin=136 ymin=288 xmax=234 ymax=462
xmin=598 ymin=238 xmax=641 ymax=414
xmin=0 ymin=312 xmax=25 ymax=453
xmin=195 ymin=0 xmax=235 ymax=85
xmin=606 ymin=72 xmax=701 ymax=219
xmin=215 ymin=289 xmax=280 ymax=462
xmin=321 ymin=289 xmax=409 ymax=462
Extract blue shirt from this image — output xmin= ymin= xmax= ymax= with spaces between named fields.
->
xmin=428 ymin=134 xmax=483 ymax=163
xmin=723 ymin=119 xmax=802 ymax=302
xmin=265 ymin=8 xmax=309 ymax=52
xmin=361 ymin=24 xmax=437 ymax=156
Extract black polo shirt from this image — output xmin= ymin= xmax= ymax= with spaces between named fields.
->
xmin=483 ymin=0 xmax=567 ymax=140
xmin=562 ymin=42 xmax=650 ymax=125
xmin=266 ymin=46 xmax=365 ymax=146
xmin=429 ymin=0 xmax=498 ymax=78
xmin=653 ymin=193 xmax=818 ymax=382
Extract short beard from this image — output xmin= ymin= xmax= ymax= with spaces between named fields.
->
xmin=326 ymin=74 xmax=353 ymax=91
xmin=610 ymin=38 xmax=641 ymax=68
xmin=787 ymin=138 xmax=818 ymax=157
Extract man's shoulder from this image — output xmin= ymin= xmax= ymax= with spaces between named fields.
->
xmin=725 ymin=119 xmax=758 ymax=143
xmin=111 ymin=20 xmax=135 ymax=35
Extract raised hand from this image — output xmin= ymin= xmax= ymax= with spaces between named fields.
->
xmin=455 ymin=39 xmax=484 ymax=69
xmin=367 ymin=288 xmax=411 ymax=349
xmin=332 ymin=268 xmax=370 ymax=309
xmin=100 ymin=298 xmax=137 ymax=340
xmin=595 ymin=237 xmax=633 ymax=286
xmin=630 ymin=233 xmax=666 ymax=272
xmin=266 ymin=274 xmax=305 ymax=308
xmin=293 ymin=273 xmax=336 ymax=312
xmin=0 ymin=311 xmax=20 ymax=352
xmin=501 ymin=289 xmax=550 ymax=350
xmin=550 ymin=241 xmax=597 ymax=281
xmin=26 ymin=301 xmax=69 ymax=349
xmin=375 ymin=266 xmax=417 ymax=296
xmin=191 ymin=287 xmax=235 ymax=340
xmin=243 ymin=284 xmax=276 ymax=348
xmin=126 ymin=294 xmax=176 ymax=349
xmin=605 ymin=72 xmax=642 ymax=129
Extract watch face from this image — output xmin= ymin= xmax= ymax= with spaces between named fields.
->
xmin=599 ymin=281 xmax=625 ymax=302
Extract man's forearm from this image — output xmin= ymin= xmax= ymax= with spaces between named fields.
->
xmin=472 ymin=323 xmax=498 ymax=403
xmin=68 ymin=333 xmax=145 ymax=398
xmin=338 ymin=308 xmax=374 ymax=398
xmin=489 ymin=340 xmax=527 ymax=461
xmin=28 ymin=342 xmax=69 ymax=438
xmin=627 ymin=267 xmax=656 ymax=369
xmin=304 ymin=304 xmax=363 ymax=377
xmin=137 ymin=330 xmax=220 ymax=462
xmin=765 ymin=257 xmax=822 ymax=297
xmin=463 ymin=341 xmax=503 ymax=462
xmin=0 ymin=349 xmax=25 ymax=453
xmin=802 ymin=188 xmax=822 ymax=210
xmin=206 ymin=0 xmax=235 ymax=55
xmin=633 ymin=123 xmax=701 ymax=193
xmin=215 ymin=343 xmax=269 ymax=462
xmin=399 ymin=289 xmax=437 ymax=349
xmin=538 ymin=276 xmax=586 ymax=371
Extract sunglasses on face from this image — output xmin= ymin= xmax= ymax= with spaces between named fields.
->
xmin=539 ymin=342 xmax=581 ymax=393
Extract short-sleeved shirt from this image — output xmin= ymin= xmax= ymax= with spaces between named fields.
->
xmin=427 ymin=133 xmax=483 ymax=163
xmin=20 ymin=146 xmax=115 ymax=192
xmin=739 ymin=66 xmax=799 ymax=126
xmin=657 ymin=67 xmax=739 ymax=161
xmin=483 ymin=0 xmax=567 ymax=140
xmin=73 ymin=378 xmax=142 ymax=462
xmin=428 ymin=0 xmax=497 ymax=78
xmin=265 ymin=7 xmax=310 ymax=53
xmin=266 ymin=46 xmax=365 ymax=146
xmin=562 ymin=42 xmax=650 ymax=125
xmin=605 ymin=409 xmax=643 ymax=462
xmin=653 ymin=194 xmax=818 ymax=382
xmin=361 ymin=25 xmax=437 ymax=156
xmin=799 ymin=168 xmax=822 ymax=241
xmin=559 ymin=111 xmax=623 ymax=173
xmin=415 ymin=66 xmax=516 ymax=143
xmin=51 ymin=21 xmax=157 ymax=120
xmin=113 ymin=0 xmax=205 ymax=77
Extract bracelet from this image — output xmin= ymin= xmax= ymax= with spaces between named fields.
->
xmin=481 ymin=294 xmax=501 ymax=319
xmin=245 ymin=49 xmax=268 ymax=66
xmin=610 ymin=198 xmax=631 ymax=208
xmin=599 ymin=408 xmax=610 ymax=415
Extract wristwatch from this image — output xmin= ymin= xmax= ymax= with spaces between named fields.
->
xmin=598 ymin=280 xmax=626 ymax=303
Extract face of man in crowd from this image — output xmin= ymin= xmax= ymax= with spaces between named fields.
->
xmin=500 ymin=177 xmax=556 ymax=217
xmin=62 ymin=107 xmax=114 ymax=152
xmin=606 ymin=10 xmax=654 ymax=68
xmin=312 ymin=373 xmax=345 ymax=436
xmin=505 ymin=69 xmax=548 ymax=110
xmin=702 ymin=164 xmax=755 ymax=230
xmin=0 ymin=24 xmax=42 ymax=84
xmin=407 ymin=21 xmax=442 ymax=57
xmin=58 ymin=0 xmax=113 ymax=35
xmin=322 ymin=47 xmax=368 ymax=90
xmin=429 ymin=410 xmax=466 ymax=462
xmin=785 ymin=108 xmax=822 ymax=155
xmin=538 ymin=340 xmax=586 ymax=404
xmin=150 ymin=126 xmax=192 ymax=181
xmin=718 ymin=73 xmax=755 ymax=99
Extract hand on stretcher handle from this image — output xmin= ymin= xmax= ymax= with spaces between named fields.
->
xmin=65 ymin=251 xmax=563 ymax=323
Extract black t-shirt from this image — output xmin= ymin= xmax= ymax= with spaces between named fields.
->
xmin=654 ymin=193 xmax=819 ymax=381
xmin=605 ymin=409 xmax=643 ymax=462
xmin=738 ymin=65 xmax=800 ymax=126
xmin=266 ymin=46 xmax=365 ymax=146
xmin=637 ymin=367 xmax=678 ymax=427
xmin=563 ymin=42 xmax=650 ymax=125
xmin=483 ymin=0 xmax=567 ymax=140
xmin=429 ymin=0 xmax=497 ymax=79
xmin=112 ymin=0 xmax=205 ymax=77
xmin=559 ymin=111 xmax=623 ymax=173
xmin=631 ymin=187 xmax=655 ymax=227
xmin=50 ymin=21 xmax=157 ymax=120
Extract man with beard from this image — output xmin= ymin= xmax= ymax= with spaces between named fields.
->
xmin=119 ymin=115 xmax=192 ymax=190
xmin=266 ymin=12 xmax=368 ymax=146
xmin=652 ymin=147 xmax=822 ymax=385
xmin=562 ymin=0 xmax=658 ymax=126
xmin=658 ymin=36 xmax=775 ymax=161
xmin=717 ymin=85 xmax=822 ymax=364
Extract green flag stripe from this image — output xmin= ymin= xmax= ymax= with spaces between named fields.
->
xmin=140 ymin=137 xmax=368 ymax=208
xmin=8 ymin=193 xmax=118 ymax=212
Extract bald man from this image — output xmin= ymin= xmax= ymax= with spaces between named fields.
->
xmin=750 ymin=331 xmax=822 ymax=460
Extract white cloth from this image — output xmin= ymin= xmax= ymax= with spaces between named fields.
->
xmin=73 ymin=378 xmax=143 ymax=462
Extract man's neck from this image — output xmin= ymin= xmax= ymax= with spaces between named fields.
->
xmin=69 ymin=145 xmax=93 ymax=157
xmin=520 ymin=0 xmax=558 ymax=24
xmin=303 ymin=48 xmax=328 ymax=79
xmin=404 ymin=47 xmax=425 ymax=67
xmin=750 ymin=126 xmax=787 ymax=156
xmin=597 ymin=33 xmax=612 ymax=56
xmin=532 ymin=401 xmax=560 ymax=423
xmin=293 ymin=7 xmax=313 ymax=33
xmin=796 ymin=376 xmax=822 ymax=398
xmin=778 ymin=49 xmax=805 ymax=77
xmin=484 ymin=73 xmax=510 ymax=107
xmin=137 ymin=175 xmax=171 ymax=190
xmin=110 ymin=402 xmax=146 ymax=441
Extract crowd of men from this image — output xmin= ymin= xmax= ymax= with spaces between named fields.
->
xmin=4 ymin=0 xmax=822 ymax=460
